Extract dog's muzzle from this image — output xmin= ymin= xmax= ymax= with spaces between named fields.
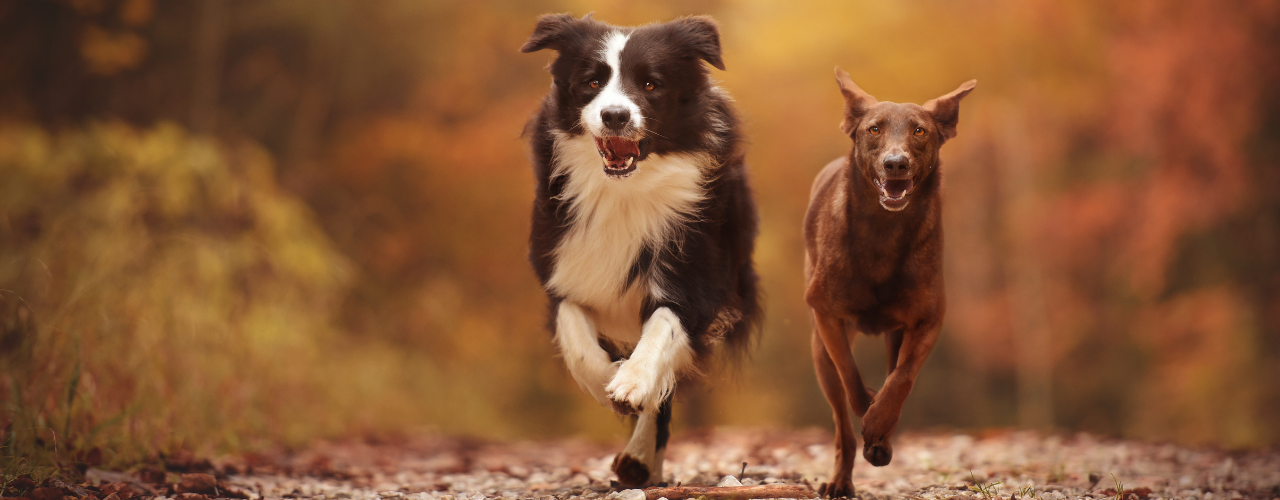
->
xmin=595 ymin=136 xmax=641 ymax=178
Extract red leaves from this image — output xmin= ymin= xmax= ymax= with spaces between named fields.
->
xmin=24 ymin=488 xmax=63 ymax=500
xmin=174 ymin=473 xmax=251 ymax=500
xmin=176 ymin=474 xmax=218 ymax=495
xmin=98 ymin=484 xmax=139 ymax=499
xmin=1 ymin=456 xmax=250 ymax=500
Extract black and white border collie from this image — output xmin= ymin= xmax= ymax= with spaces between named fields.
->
xmin=521 ymin=13 xmax=761 ymax=487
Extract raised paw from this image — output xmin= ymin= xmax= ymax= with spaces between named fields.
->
xmin=606 ymin=360 xmax=660 ymax=415
xmin=609 ymin=397 xmax=641 ymax=416
xmin=611 ymin=452 xmax=651 ymax=487
xmin=818 ymin=477 xmax=855 ymax=499
xmin=863 ymin=441 xmax=892 ymax=467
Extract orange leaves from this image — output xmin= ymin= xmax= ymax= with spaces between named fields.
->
xmin=79 ymin=25 xmax=147 ymax=75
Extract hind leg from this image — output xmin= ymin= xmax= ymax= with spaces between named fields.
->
xmin=612 ymin=397 xmax=672 ymax=487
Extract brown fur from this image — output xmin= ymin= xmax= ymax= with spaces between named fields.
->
xmin=611 ymin=453 xmax=651 ymax=487
xmin=804 ymin=68 xmax=974 ymax=498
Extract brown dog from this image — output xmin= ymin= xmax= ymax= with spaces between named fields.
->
xmin=804 ymin=67 xmax=975 ymax=498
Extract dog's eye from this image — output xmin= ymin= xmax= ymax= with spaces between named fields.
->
xmin=869 ymin=126 xmax=880 ymax=135
xmin=589 ymin=80 xmax=600 ymax=89
xmin=914 ymin=127 xmax=925 ymax=136
xmin=644 ymin=82 xmax=655 ymax=92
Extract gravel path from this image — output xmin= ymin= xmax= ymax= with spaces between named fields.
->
xmin=38 ymin=429 xmax=1280 ymax=500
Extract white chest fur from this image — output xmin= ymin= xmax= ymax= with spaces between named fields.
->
xmin=546 ymin=132 xmax=708 ymax=343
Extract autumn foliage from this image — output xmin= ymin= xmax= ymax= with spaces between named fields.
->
xmin=1 ymin=0 xmax=1278 ymax=469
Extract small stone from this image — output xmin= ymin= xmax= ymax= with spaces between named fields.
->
xmin=717 ymin=476 xmax=743 ymax=487
xmin=614 ymin=490 xmax=645 ymax=500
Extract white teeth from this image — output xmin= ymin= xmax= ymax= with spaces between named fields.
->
xmin=625 ymin=157 xmax=634 ymax=167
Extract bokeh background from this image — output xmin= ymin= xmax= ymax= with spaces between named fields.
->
xmin=3 ymin=0 xmax=1279 ymax=468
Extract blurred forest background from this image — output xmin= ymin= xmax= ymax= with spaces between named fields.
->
xmin=3 ymin=0 xmax=1279 ymax=469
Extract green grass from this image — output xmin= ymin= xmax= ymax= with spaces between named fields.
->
xmin=968 ymin=470 xmax=1004 ymax=500
xmin=1110 ymin=473 xmax=1126 ymax=500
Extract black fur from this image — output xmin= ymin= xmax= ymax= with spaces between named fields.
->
xmin=523 ymin=15 xmax=760 ymax=479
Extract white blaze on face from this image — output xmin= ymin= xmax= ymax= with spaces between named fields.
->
xmin=582 ymin=31 xmax=643 ymax=137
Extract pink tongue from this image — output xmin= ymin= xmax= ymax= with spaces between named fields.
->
xmin=594 ymin=137 xmax=640 ymax=162
xmin=883 ymin=179 xmax=912 ymax=198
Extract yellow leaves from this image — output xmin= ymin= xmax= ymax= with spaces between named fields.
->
xmin=0 ymin=121 xmax=365 ymax=461
xmin=80 ymin=25 xmax=148 ymax=75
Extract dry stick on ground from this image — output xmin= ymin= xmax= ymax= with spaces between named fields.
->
xmin=642 ymin=484 xmax=819 ymax=500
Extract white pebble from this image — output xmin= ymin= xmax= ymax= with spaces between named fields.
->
xmin=717 ymin=475 xmax=742 ymax=487
xmin=616 ymin=489 xmax=646 ymax=500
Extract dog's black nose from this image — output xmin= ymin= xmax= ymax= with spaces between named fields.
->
xmin=883 ymin=154 xmax=909 ymax=173
xmin=601 ymin=107 xmax=630 ymax=132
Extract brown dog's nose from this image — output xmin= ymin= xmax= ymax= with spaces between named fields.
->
xmin=883 ymin=154 xmax=909 ymax=174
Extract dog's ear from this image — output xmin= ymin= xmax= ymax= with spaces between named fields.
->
xmin=672 ymin=16 xmax=726 ymax=71
xmin=923 ymin=79 xmax=976 ymax=141
xmin=835 ymin=67 xmax=876 ymax=136
xmin=521 ymin=13 xmax=581 ymax=53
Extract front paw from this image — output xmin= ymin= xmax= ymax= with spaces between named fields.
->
xmin=863 ymin=441 xmax=892 ymax=467
xmin=861 ymin=404 xmax=896 ymax=466
xmin=818 ymin=476 xmax=855 ymax=499
xmin=609 ymin=398 xmax=641 ymax=416
xmin=606 ymin=361 xmax=659 ymax=415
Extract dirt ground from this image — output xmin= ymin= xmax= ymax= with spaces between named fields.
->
xmin=15 ymin=428 xmax=1280 ymax=500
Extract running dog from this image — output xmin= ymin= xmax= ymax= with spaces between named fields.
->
xmin=804 ymin=68 xmax=975 ymax=498
xmin=521 ymin=13 xmax=760 ymax=487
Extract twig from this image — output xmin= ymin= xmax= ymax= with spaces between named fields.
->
xmin=643 ymin=484 xmax=818 ymax=500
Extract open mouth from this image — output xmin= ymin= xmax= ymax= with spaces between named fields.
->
xmin=594 ymin=136 xmax=641 ymax=178
xmin=874 ymin=178 xmax=916 ymax=211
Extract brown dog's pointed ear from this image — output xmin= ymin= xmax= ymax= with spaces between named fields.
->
xmin=521 ymin=13 xmax=578 ymax=53
xmin=672 ymin=16 xmax=726 ymax=71
xmin=835 ymin=67 xmax=876 ymax=136
xmin=923 ymin=79 xmax=976 ymax=141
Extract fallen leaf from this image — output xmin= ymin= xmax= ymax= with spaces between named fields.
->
xmin=177 ymin=474 xmax=217 ymax=494
xmin=215 ymin=482 xmax=251 ymax=499
xmin=99 ymin=483 xmax=137 ymax=499
xmin=25 ymin=487 xmax=63 ymax=500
